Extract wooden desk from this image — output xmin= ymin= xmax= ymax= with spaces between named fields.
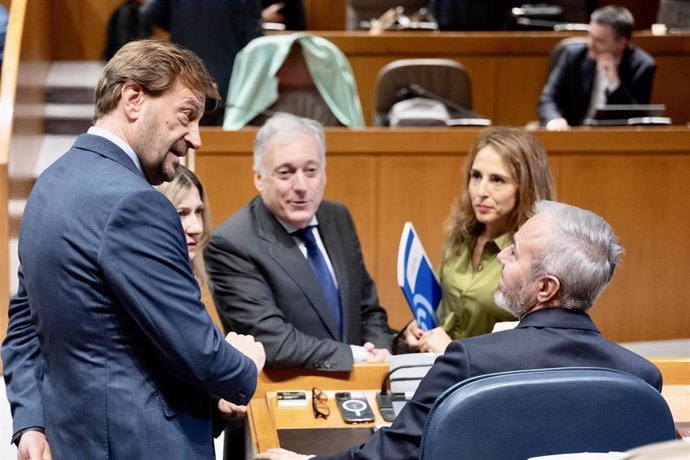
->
xmin=313 ymin=31 xmax=690 ymax=126
xmin=247 ymin=363 xmax=388 ymax=455
xmin=248 ymin=359 xmax=690 ymax=455
xmin=196 ymin=126 xmax=690 ymax=343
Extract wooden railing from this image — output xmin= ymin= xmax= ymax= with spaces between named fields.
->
xmin=0 ymin=0 xmax=54 ymax=372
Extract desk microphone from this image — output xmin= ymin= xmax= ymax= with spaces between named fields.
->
xmin=376 ymin=364 xmax=433 ymax=422
xmin=406 ymin=83 xmax=484 ymax=120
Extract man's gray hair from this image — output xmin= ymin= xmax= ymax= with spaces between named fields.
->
xmin=530 ymin=200 xmax=624 ymax=311
xmin=591 ymin=5 xmax=634 ymax=40
xmin=253 ymin=112 xmax=326 ymax=173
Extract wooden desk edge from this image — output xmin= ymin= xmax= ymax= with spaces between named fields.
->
xmin=650 ymin=358 xmax=690 ymax=386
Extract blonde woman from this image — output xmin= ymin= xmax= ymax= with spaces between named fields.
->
xmin=157 ymin=165 xmax=211 ymax=285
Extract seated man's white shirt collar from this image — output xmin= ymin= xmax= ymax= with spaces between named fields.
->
xmin=88 ymin=126 xmax=142 ymax=174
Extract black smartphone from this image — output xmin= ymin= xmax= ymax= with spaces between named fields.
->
xmin=335 ymin=391 xmax=376 ymax=423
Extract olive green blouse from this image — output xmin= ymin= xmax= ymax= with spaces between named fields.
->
xmin=435 ymin=233 xmax=516 ymax=339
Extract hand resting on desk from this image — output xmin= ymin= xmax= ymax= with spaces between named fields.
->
xmin=363 ymin=342 xmax=391 ymax=362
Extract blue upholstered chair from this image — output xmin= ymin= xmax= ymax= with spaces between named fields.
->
xmin=420 ymin=367 xmax=677 ymax=460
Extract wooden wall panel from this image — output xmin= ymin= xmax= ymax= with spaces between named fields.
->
xmin=304 ymin=0 xmax=346 ymax=30
xmin=652 ymin=56 xmax=690 ymax=127
xmin=51 ymin=0 xmax=123 ymax=60
xmin=556 ymin=153 xmax=690 ymax=342
xmin=376 ymin=155 xmax=464 ymax=329
xmin=195 ymin=127 xmax=690 ymax=343
xmin=495 ymin=57 xmax=550 ymax=126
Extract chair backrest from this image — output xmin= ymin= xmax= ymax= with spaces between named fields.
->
xmin=420 ymin=367 xmax=677 ymax=460
xmin=373 ymin=58 xmax=472 ymax=126
xmin=547 ymin=36 xmax=588 ymax=76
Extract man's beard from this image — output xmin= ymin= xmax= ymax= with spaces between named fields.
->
xmin=137 ymin=109 xmax=185 ymax=185
xmin=495 ymin=282 xmax=533 ymax=319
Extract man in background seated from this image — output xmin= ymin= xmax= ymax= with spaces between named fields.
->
xmin=205 ymin=112 xmax=392 ymax=371
xmin=256 ymin=200 xmax=662 ymax=460
xmin=538 ymin=6 xmax=656 ymax=130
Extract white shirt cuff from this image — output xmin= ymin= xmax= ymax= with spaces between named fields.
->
xmin=350 ymin=345 xmax=367 ymax=362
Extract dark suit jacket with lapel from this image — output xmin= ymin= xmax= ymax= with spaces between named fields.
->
xmin=317 ymin=308 xmax=662 ymax=460
xmin=205 ymin=196 xmax=392 ymax=371
xmin=538 ymin=43 xmax=656 ymax=126
xmin=1 ymin=134 xmax=258 ymax=459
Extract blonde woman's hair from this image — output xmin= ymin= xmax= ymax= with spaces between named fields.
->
xmin=156 ymin=166 xmax=211 ymax=286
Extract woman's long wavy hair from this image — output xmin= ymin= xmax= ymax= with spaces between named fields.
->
xmin=444 ymin=127 xmax=556 ymax=253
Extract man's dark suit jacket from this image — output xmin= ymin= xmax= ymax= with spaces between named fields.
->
xmin=1 ymin=134 xmax=257 ymax=459
xmin=141 ymin=0 xmax=263 ymax=107
xmin=317 ymin=308 xmax=662 ymax=460
xmin=205 ymin=196 xmax=392 ymax=371
xmin=538 ymin=43 xmax=656 ymax=126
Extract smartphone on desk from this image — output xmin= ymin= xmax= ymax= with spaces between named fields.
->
xmin=335 ymin=392 xmax=376 ymax=423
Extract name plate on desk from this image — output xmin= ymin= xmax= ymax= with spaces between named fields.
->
xmin=277 ymin=428 xmax=372 ymax=456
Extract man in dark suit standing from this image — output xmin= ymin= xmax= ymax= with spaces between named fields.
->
xmin=205 ymin=113 xmax=392 ymax=372
xmin=1 ymin=39 xmax=265 ymax=459
xmin=539 ymin=6 xmax=656 ymax=130
xmin=255 ymin=200 xmax=662 ymax=460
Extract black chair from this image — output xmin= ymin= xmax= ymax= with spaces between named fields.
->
xmin=547 ymin=36 xmax=587 ymax=76
xmin=420 ymin=367 xmax=677 ymax=460
xmin=374 ymin=58 xmax=483 ymax=126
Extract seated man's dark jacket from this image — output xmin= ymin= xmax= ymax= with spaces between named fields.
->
xmin=317 ymin=308 xmax=662 ymax=460
xmin=538 ymin=43 xmax=656 ymax=126
xmin=205 ymin=197 xmax=392 ymax=371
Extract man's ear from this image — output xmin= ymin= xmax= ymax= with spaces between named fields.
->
xmin=537 ymin=275 xmax=561 ymax=304
xmin=121 ymin=83 xmax=145 ymax=121
xmin=253 ymin=170 xmax=264 ymax=193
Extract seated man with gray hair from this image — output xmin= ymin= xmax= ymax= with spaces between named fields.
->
xmin=256 ymin=200 xmax=662 ymax=460
xmin=205 ymin=112 xmax=392 ymax=371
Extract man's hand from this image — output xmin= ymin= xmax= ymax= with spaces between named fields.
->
xmin=217 ymin=399 xmax=247 ymax=421
xmin=253 ymin=447 xmax=311 ymax=460
xmin=363 ymin=342 xmax=391 ymax=362
xmin=596 ymin=53 xmax=620 ymax=88
xmin=418 ymin=327 xmax=452 ymax=353
xmin=226 ymin=332 xmax=266 ymax=374
xmin=402 ymin=320 xmax=424 ymax=352
xmin=17 ymin=431 xmax=51 ymax=460
xmin=261 ymin=2 xmax=286 ymax=23
xmin=545 ymin=117 xmax=570 ymax=131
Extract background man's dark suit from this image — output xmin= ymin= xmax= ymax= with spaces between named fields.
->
xmin=205 ymin=196 xmax=392 ymax=371
xmin=1 ymin=134 xmax=257 ymax=459
xmin=538 ymin=43 xmax=656 ymax=126
xmin=142 ymin=0 xmax=263 ymax=117
xmin=318 ymin=308 xmax=662 ymax=460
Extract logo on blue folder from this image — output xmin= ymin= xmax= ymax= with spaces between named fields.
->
xmin=397 ymin=222 xmax=442 ymax=331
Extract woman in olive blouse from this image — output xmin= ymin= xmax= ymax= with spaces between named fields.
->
xmin=404 ymin=128 xmax=555 ymax=352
